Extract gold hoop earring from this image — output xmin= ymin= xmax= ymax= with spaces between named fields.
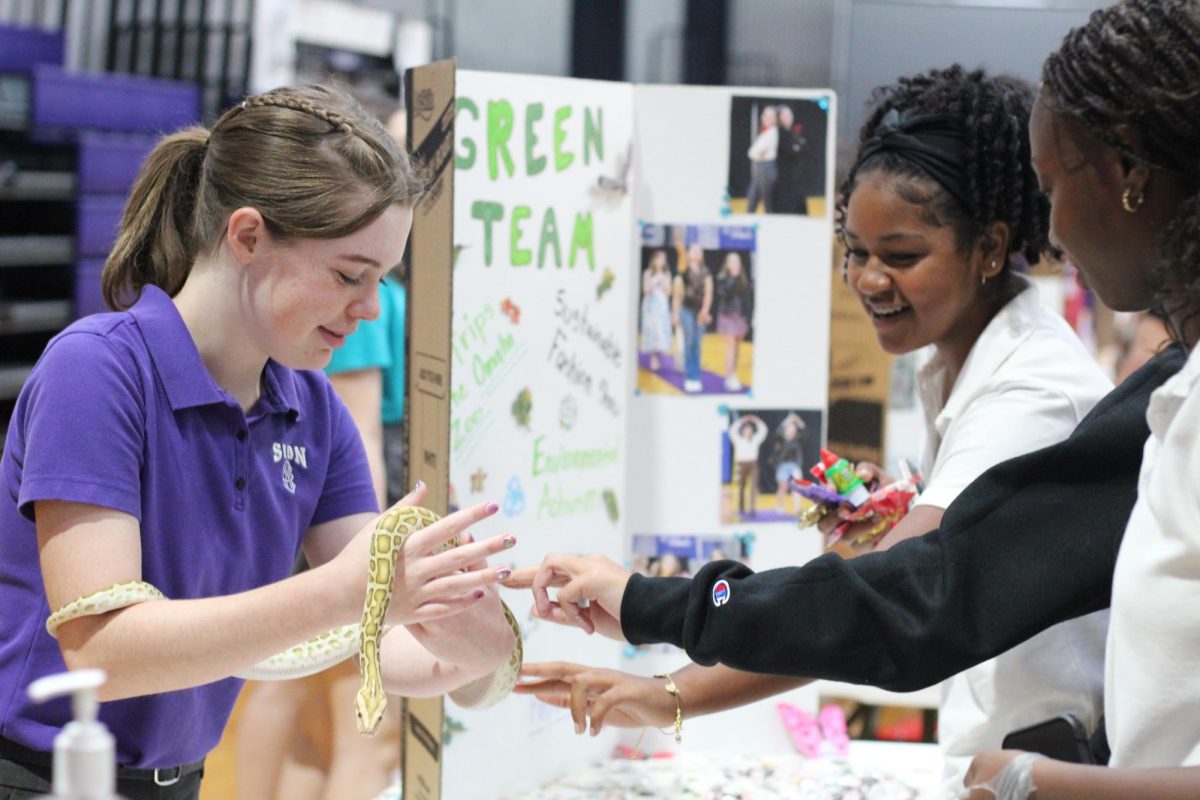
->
xmin=1122 ymin=187 xmax=1144 ymax=213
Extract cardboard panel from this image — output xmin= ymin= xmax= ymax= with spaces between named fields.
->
xmin=402 ymin=58 xmax=457 ymax=800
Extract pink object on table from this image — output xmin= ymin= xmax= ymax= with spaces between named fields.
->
xmin=777 ymin=702 xmax=822 ymax=758
xmin=819 ymin=703 xmax=851 ymax=756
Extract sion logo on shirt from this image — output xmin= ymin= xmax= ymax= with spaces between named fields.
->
xmin=273 ymin=442 xmax=308 ymax=494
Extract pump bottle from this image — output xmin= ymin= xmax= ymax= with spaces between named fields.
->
xmin=26 ymin=669 xmax=129 ymax=800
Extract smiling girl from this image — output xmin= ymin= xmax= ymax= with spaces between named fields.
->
xmin=0 ymin=85 xmax=516 ymax=800
xmin=833 ymin=66 xmax=1112 ymax=792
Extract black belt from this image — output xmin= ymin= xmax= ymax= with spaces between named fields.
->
xmin=0 ymin=735 xmax=204 ymax=787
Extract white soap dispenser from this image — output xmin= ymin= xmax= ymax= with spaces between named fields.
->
xmin=26 ymin=669 xmax=128 ymax=800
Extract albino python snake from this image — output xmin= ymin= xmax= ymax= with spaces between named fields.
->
xmin=45 ymin=505 xmax=524 ymax=735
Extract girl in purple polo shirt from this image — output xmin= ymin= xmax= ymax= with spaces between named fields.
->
xmin=0 ymin=85 xmax=517 ymax=800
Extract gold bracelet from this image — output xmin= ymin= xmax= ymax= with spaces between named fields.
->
xmin=654 ymin=672 xmax=683 ymax=744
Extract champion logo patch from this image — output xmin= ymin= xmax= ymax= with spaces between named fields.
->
xmin=712 ymin=579 xmax=731 ymax=607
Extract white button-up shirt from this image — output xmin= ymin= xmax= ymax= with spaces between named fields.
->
xmin=747 ymin=125 xmax=778 ymax=162
xmin=912 ymin=278 xmax=1113 ymax=790
xmin=1107 ymin=340 xmax=1200 ymax=768
xmin=730 ymin=417 xmax=768 ymax=463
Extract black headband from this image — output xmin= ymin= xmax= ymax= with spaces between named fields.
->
xmin=853 ymin=108 xmax=971 ymax=212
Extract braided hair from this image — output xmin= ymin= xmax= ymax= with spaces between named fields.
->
xmin=1042 ymin=0 xmax=1200 ymax=328
xmin=103 ymin=84 xmax=425 ymax=310
xmin=837 ymin=65 xmax=1050 ymax=268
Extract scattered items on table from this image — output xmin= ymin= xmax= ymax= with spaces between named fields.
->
xmin=506 ymin=751 xmax=925 ymax=799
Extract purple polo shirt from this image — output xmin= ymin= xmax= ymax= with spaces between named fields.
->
xmin=0 ymin=285 xmax=377 ymax=769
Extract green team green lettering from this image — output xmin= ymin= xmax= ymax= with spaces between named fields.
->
xmin=583 ymin=106 xmax=603 ymax=165
xmin=538 ymin=207 xmax=562 ymax=268
xmin=554 ymin=106 xmax=574 ymax=172
xmin=569 ymin=212 xmax=594 ymax=270
xmin=471 ymin=201 xmax=504 ymax=266
xmin=510 ymin=205 xmax=532 ymax=266
xmin=455 ymin=98 xmax=479 ymax=170
xmin=487 ymin=100 xmax=516 ymax=180
xmin=525 ymin=103 xmax=546 ymax=176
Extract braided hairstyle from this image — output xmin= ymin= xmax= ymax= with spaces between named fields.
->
xmin=837 ymin=65 xmax=1050 ymax=268
xmin=1042 ymin=0 xmax=1200 ymax=328
xmin=103 ymin=84 xmax=426 ymax=310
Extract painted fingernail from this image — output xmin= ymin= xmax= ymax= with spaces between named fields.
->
xmin=485 ymin=501 xmax=499 ymax=513
xmin=502 ymin=535 xmax=516 ymax=549
xmin=473 ymin=589 xmax=485 ymax=600
xmin=496 ymin=568 xmax=512 ymax=580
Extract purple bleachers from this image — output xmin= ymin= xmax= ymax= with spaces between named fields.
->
xmin=74 ymin=258 xmax=107 ymax=318
xmin=75 ymin=194 xmax=126 ymax=258
xmin=0 ymin=25 xmax=64 ymax=72
xmin=31 ymin=64 xmax=200 ymax=135
xmin=77 ymin=132 xmax=158 ymax=194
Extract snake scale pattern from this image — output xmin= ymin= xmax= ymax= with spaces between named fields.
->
xmin=45 ymin=505 xmax=523 ymax=735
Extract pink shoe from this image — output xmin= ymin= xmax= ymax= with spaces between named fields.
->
xmin=777 ymin=702 xmax=822 ymax=758
xmin=818 ymin=703 xmax=850 ymax=757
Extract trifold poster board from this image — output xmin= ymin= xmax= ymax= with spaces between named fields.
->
xmin=405 ymin=61 xmax=836 ymax=799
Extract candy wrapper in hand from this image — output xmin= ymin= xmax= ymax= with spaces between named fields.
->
xmin=792 ymin=450 xmax=921 ymax=547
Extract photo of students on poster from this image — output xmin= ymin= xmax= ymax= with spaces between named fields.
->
xmin=720 ymin=407 xmax=823 ymax=524
xmin=637 ymin=223 xmax=756 ymax=395
xmin=630 ymin=533 xmax=752 ymax=579
xmin=727 ymin=95 xmax=830 ymax=216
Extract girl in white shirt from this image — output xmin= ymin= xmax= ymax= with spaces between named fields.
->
xmin=745 ymin=105 xmax=778 ymax=214
xmin=828 ymin=66 xmax=1111 ymax=794
xmin=729 ymin=414 xmax=769 ymax=516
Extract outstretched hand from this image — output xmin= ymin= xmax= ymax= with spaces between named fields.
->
xmin=501 ymin=553 xmax=630 ymax=639
xmin=406 ymin=531 xmax=518 ymax=672
xmin=516 ymin=661 xmax=677 ymax=736
xmin=332 ymin=483 xmax=516 ymax=626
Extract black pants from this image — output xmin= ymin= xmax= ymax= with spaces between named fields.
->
xmin=0 ymin=756 xmax=202 ymax=800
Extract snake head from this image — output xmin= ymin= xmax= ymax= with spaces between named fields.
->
xmin=355 ymin=686 xmax=388 ymax=735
